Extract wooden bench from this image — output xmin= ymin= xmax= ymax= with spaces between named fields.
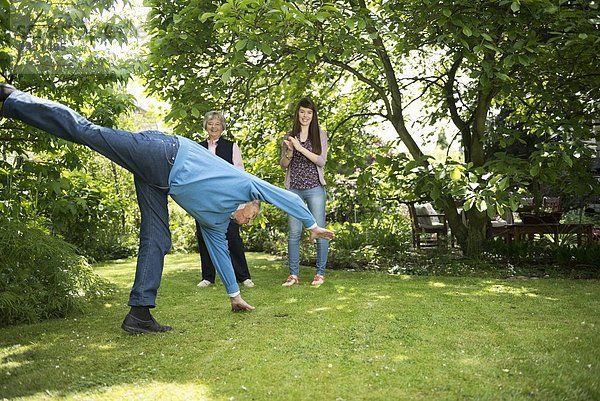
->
xmin=490 ymin=223 xmax=594 ymax=246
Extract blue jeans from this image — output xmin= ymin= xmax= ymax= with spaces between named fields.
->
xmin=3 ymin=91 xmax=179 ymax=307
xmin=287 ymin=186 xmax=328 ymax=276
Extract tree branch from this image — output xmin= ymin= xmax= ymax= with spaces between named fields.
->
xmin=320 ymin=54 xmax=391 ymax=115
xmin=346 ymin=0 xmax=423 ymax=159
xmin=444 ymin=52 xmax=469 ymax=134
xmin=443 ymin=52 xmax=472 ymax=162
xmin=329 ymin=112 xmax=387 ymax=140
xmin=11 ymin=9 xmax=46 ymax=82
xmin=404 ymin=76 xmax=443 ymax=110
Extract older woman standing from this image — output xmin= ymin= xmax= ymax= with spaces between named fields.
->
xmin=196 ymin=111 xmax=254 ymax=289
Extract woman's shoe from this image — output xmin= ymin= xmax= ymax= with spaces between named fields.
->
xmin=311 ymin=274 xmax=325 ymax=286
xmin=242 ymin=278 xmax=255 ymax=288
xmin=282 ymin=274 xmax=299 ymax=287
xmin=196 ymin=279 xmax=213 ymax=288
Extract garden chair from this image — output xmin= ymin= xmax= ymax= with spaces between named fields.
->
xmin=488 ymin=209 xmax=515 ymax=242
xmin=542 ymin=196 xmax=561 ymax=212
xmin=490 ymin=209 xmax=514 ymax=227
xmin=406 ymin=202 xmax=449 ymax=248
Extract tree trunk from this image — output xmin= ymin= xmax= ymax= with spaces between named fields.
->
xmin=441 ymin=194 xmax=489 ymax=256
xmin=451 ymin=71 xmax=496 ymax=256
xmin=462 ymin=209 xmax=489 ymax=256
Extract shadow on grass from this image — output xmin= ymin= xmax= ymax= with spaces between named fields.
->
xmin=1 ymin=253 xmax=599 ymax=400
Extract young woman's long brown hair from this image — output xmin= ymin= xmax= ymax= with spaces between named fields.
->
xmin=291 ymin=97 xmax=322 ymax=155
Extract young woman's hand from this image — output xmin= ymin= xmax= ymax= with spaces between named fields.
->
xmin=288 ymin=136 xmax=303 ymax=151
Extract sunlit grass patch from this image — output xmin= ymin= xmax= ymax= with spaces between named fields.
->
xmin=1 ymin=253 xmax=599 ymax=400
xmin=34 ymin=381 xmax=213 ymax=401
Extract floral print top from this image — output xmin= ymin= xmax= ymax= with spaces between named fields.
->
xmin=289 ymin=137 xmax=321 ymax=189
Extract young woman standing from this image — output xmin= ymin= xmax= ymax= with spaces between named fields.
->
xmin=280 ymin=97 xmax=329 ymax=287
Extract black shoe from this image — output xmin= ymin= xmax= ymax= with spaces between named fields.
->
xmin=0 ymin=83 xmax=16 ymax=102
xmin=121 ymin=313 xmax=172 ymax=334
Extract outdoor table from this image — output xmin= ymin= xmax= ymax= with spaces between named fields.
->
xmin=490 ymin=223 xmax=594 ymax=246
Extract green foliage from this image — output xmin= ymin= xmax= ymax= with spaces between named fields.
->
xmin=483 ymin=238 xmax=600 ymax=278
xmin=563 ymin=209 xmax=600 ymax=226
xmin=42 ymin=165 xmax=137 ymax=261
xmin=0 ymin=0 xmax=144 ymax=261
xmin=168 ymin=202 xmax=198 ymax=254
xmin=242 ymin=202 xmax=414 ymax=271
xmin=150 ymin=0 xmax=600 ymax=256
xmin=1 ymin=149 xmax=138 ymax=261
xmin=144 ymin=0 xmax=223 ymax=135
xmin=0 ymin=219 xmax=115 ymax=326
xmin=327 ymin=218 xmax=413 ymax=270
xmin=401 ymin=0 xmax=600 ymax=215
xmin=2 ymin=254 xmax=599 ymax=400
xmin=242 ymin=203 xmax=289 ymax=255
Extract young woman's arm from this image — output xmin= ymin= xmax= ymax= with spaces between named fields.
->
xmin=280 ymin=133 xmax=294 ymax=168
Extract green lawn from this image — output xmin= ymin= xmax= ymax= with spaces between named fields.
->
xmin=1 ymin=253 xmax=599 ymax=400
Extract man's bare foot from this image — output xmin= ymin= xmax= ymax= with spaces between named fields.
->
xmin=310 ymin=226 xmax=335 ymax=241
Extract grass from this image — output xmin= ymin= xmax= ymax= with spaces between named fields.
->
xmin=1 ymin=252 xmax=599 ymax=401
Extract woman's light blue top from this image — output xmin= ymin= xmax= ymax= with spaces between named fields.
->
xmin=168 ymin=136 xmax=317 ymax=296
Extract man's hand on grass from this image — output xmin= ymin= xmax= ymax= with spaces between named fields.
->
xmin=230 ymin=294 xmax=255 ymax=312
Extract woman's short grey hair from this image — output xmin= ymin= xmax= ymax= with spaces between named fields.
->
xmin=203 ymin=111 xmax=227 ymax=131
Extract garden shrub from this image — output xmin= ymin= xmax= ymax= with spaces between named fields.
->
xmin=169 ymin=202 xmax=198 ymax=254
xmin=43 ymin=169 xmax=137 ymax=262
xmin=483 ymin=237 xmax=600 ymax=278
xmin=0 ymin=219 xmax=115 ymax=327
xmin=242 ymin=205 xmax=289 ymax=254
xmin=241 ymin=208 xmax=414 ymax=271
xmin=325 ymin=218 xmax=413 ymax=270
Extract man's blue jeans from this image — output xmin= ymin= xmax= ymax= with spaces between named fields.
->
xmin=3 ymin=91 xmax=179 ymax=307
xmin=287 ymin=186 xmax=328 ymax=276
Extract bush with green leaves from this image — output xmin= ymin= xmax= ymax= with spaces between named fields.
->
xmin=483 ymin=236 xmax=600 ymax=278
xmin=37 ymin=160 xmax=137 ymax=262
xmin=241 ymin=204 xmax=289 ymax=255
xmin=326 ymin=218 xmax=413 ymax=270
xmin=168 ymin=202 xmax=199 ymax=254
xmin=241 ymin=205 xmax=414 ymax=271
xmin=0 ymin=219 xmax=115 ymax=327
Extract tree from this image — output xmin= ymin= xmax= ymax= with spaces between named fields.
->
xmin=147 ymin=0 xmax=599 ymax=256
xmin=144 ymin=0 xmax=395 ymax=223
xmin=0 ymin=0 xmax=143 ymax=323
xmin=0 ymin=0 xmax=140 ymax=256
